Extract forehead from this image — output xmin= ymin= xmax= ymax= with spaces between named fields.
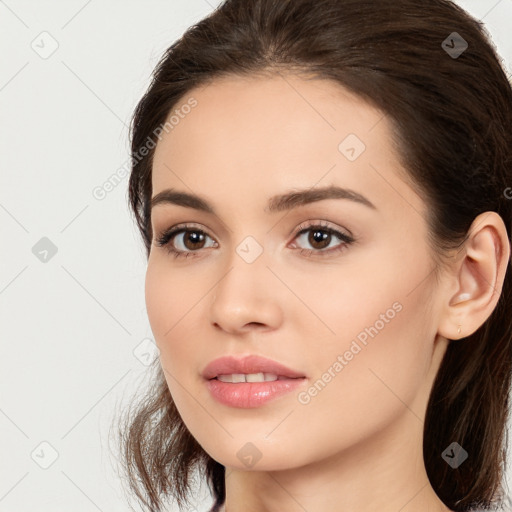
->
xmin=150 ymin=73 xmax=419 ymax=218
xmin=152 ymin=73 xmax=388 ymax=165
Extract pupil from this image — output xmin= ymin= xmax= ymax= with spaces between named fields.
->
xmin=310 ymin=230 xmax=330 ymax=249
xmin=186 ymin=231 xmax=204 ymax=249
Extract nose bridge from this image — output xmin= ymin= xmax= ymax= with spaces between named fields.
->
xmin=216 ymin=232 xmax=270 ymax=299
xmin=209 ymin=232 xmax=282 ymax=330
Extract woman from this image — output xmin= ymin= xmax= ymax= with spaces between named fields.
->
xmin=115 ymin=0 xmax=512 ymax=511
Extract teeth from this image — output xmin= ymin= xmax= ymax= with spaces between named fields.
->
xmin=217 ymin=373 xmax=279 ymax=383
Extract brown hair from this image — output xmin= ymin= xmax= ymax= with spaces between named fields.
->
xmin=114 ymin=1 xmax=512 ymax=511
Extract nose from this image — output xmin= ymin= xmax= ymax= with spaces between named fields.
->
xmin=209 ymin=249 xmax=284 ymax=335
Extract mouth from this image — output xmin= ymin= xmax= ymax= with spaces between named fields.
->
xmin=205 ymin=369 xmax=307 ymax=408
xmin=202 ymin=354 xmax=306 ymax=381
xmin=210 ymin=373 xmax=304 ymax=383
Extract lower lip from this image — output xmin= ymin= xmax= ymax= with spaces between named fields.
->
xmin=205 ymin=377 xmax=306 ymax=408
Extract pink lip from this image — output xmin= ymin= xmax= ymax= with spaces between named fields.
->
xmin=202 ymin=354 xmax=305 ymax=380
xmin=202 ymin=355 xmax=307 ymax=408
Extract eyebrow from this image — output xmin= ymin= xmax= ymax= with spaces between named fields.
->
xmin=150 ymin=185 xmax=376 ymax=214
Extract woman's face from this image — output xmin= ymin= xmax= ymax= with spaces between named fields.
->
xmin=146 ymin=73 xmax=450 ymax=471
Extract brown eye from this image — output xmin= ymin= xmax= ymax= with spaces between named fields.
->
xmin=155 ymin=225 xmax=217 ymax=258
xmin=291 ymin=222 xmax=355 ymax=257
xmin=307 ymin=229 xmax=332 ymax=250
xmin=181 ymin=230 xmax=207 ymax=250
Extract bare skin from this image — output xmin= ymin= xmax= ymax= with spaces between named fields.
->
xmin=145 ymin=73 xmax=510 ymax=512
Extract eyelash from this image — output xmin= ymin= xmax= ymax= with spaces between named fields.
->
xmin=154 ymin=221 xmax=355 ymax=260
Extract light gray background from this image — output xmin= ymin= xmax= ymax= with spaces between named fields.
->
xmin=1 ymin=1 xmax=511 ymax=511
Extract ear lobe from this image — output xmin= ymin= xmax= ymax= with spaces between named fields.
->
xmin=438 ymin=212 xmax=510 ymax=341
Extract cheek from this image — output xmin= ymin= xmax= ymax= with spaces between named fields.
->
xmin=325 ymin=277 xmax=434 ymax=404
xmin=144 ymin=257 xmax=203 ymax=369
xmin=286 ymin=238 xmax=436 ymax=401
xmin=145 ymin=259 xmax=174 ymax=340
xmin=145 ymin=260 xmax=210 ymax=423
xmin=270 ymin=269 xmax=436 ymax=465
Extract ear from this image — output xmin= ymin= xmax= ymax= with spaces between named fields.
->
xmin=437 ymin=211 xmax=511 ymax=340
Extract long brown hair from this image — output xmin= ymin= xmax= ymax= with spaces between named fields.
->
xmin=113 ymin=1 xmax=512 ymax=510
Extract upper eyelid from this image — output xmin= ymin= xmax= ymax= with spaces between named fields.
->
xmin=157 ymin=220 xmax=348 ymax=236
xmin=157 ymin=220 xmax=352 ymax=246
xmin=294 ymin=220 xmax=352 ymax=236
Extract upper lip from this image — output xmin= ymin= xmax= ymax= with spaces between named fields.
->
xmin=202 ymin=355 xmax=306 ymax=380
